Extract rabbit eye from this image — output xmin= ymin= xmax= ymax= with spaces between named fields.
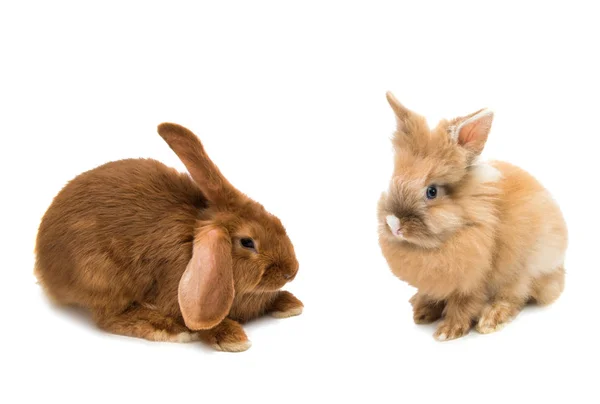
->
xmin=426 ymin=185 xmax=438 ymax=200
xmin=240 ymin=238 xmax=256 ymax=250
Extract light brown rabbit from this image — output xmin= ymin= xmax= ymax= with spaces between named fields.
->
xmin=35 ymin=123 xmax=303 ymax=352
xmin=378 ymin=92 xmax=567 ymax=341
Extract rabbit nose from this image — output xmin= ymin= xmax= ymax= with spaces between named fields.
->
xmin=284 ymin=260 xmax=299 ymax=280
xmin=386 ymin=215 xmax=403 ymax=237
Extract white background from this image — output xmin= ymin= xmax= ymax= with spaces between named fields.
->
xmin=1 ymin=1 xmax=598 ymax=403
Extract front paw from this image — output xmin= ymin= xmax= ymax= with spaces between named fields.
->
xmin=410 ymin=294 xmax=445 ymax=324
xmin=201 ymin=318 xmax=251 ymax=352
xmin=434 ymin=319 xmax=471 ymax=341
xmin=476 ymin=301 xmax=516 ymax=334
xmin=214 ymin=339 xmax=252 ymax=352
xmin=270 ymin=291 xmax=303 ymax=318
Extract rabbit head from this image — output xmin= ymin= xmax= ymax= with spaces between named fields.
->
xmin=378 ymin=92 xmax=498 ymax=249
xmin=158 ymin=123 xmax=299 ymax=330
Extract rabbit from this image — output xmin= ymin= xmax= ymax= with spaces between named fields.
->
xmin=377 ymin=92 xmax=567 ymax=341
xmin=34 ymin=123 xmax=303 ymax=352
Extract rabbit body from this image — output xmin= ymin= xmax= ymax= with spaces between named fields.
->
xmin=378 ymin=93 xmax=567 ymax=340
xmin=36 ymin=125 xmax=302 ymax=351
xmin=36 ymin=159 xmax=205 ymax=318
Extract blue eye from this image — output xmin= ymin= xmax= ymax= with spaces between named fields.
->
xmin=426 ymin=185 xmax=438 ymax=200
xmin=240 ymin=238 xmax=255 ymax=249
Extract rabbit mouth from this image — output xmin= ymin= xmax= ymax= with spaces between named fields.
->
xmin=386 ymin=214 xmax=419 ymax=242
xmin=254 ymin=264 xmax=296 ymax=291
xmin=383 ymin=214 xmax=444 ymax=248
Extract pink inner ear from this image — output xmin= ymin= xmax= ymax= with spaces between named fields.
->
xmin=456 ymin=111 xmax=494 ymax=153
xmin=459 ymin=121 xmax=484 ymax=144
xmin=178 ymin=228 xmax=234 ymax=330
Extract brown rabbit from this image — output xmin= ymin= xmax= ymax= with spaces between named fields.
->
xmin=35 ymin=123 xmax=303 ymax=352
xmin=378 ymin=92 xmax=567 ymax=341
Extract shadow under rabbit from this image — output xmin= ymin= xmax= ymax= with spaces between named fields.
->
xmin=38 ymin=287 xmax=303 ymax=352
xmin=414 ymin=302 xmax=559 ymax=343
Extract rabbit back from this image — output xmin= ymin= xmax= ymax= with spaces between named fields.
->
xmin=35 ymin=158 xmax=207 ymax=315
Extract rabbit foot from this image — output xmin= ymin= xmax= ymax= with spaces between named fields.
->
xmin=271 ymin=306 xmax=303 ymax=318
xmin=93 ymin=305 xmax=199 ymax=343
xmin=434 ymin=320 xmax=471 ymax=341
xmin=200 ymin=318 xmax=251 ymax=352
xmin=476 ymin=301 xmax=516 ymax=334
xmin=173 ymin=331 xmax=201 ymax=343
xmin=269 ymin=291 xmax=303 ymax=318
xmin=410 ymin=293 xmax=444 ymax=324
xmin=213 ymin=339 xmax=252 ymax=352
xmin=150 ymin=330 xmax=200 ymax=343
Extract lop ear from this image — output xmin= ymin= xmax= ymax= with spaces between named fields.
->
xmin=452 ymin=109 xmax=494 ymax=155
xmin=178 ymin=226 xmax=234 ymax=330
xmin=157 ymin=123 xmax=239 ymax=204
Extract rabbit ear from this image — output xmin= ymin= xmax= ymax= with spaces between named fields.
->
xmin=157 ymin=123 xmax=238 ymax=203
xmin=178 ymin=226 xmax=234 ymax=330
xmin=386 ymin=91 xmax=411 ymax=132
xmin=452 ymin=109 xmax=494 ymax=155
xmin=386 ymin=92 xmax=428 ymax=137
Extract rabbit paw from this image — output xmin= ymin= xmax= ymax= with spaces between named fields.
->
xmin=413 ymin=308 xmax=442 ymax=324
xmin=270 ymin=291 xmax=304 ymax=318
xmin=476 ymin=302 xmax=515 ymax=334
xmin=151 ymin=330 xmax=200 ymax=343
xmin=434 ymin=320 xmax=471 ymax=341
xmin=410 ymin=294 xmax=444 ymax=324
xmin=213 ymin=339 xmax=252 ymax=352
xmin=202 ymin=318 xmax=251 ymax=352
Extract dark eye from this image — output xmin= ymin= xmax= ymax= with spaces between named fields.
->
xmin=426 ymin=185 xmax=438 ymax=200
xmin=240 ymin=238 xmax=255 ymax=250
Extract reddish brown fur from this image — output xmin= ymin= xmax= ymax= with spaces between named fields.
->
xmin=378 ymin=93 xmax=567 ymax=340
xmin=35 ymin=123 xmax=302 ymax=352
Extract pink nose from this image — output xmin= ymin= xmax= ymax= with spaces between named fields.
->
xmin=386 ymin=215 xmax=403 ymax=237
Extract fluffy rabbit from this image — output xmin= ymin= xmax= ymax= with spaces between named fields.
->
xmin=378 ymin=92 xmax=567 ymax=341
xmin=35 ymin=123 xmax=302 ymax=352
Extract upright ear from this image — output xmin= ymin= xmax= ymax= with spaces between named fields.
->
xmin=157 ymin=123 xmax=238 ymax=203
xmin=386 ymin=91 xmax=412 ymax=132
xmin=452 ymin=109 xmax=494 ymax=155
xmin=178 ymin=226 xmax=234 ymax=330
